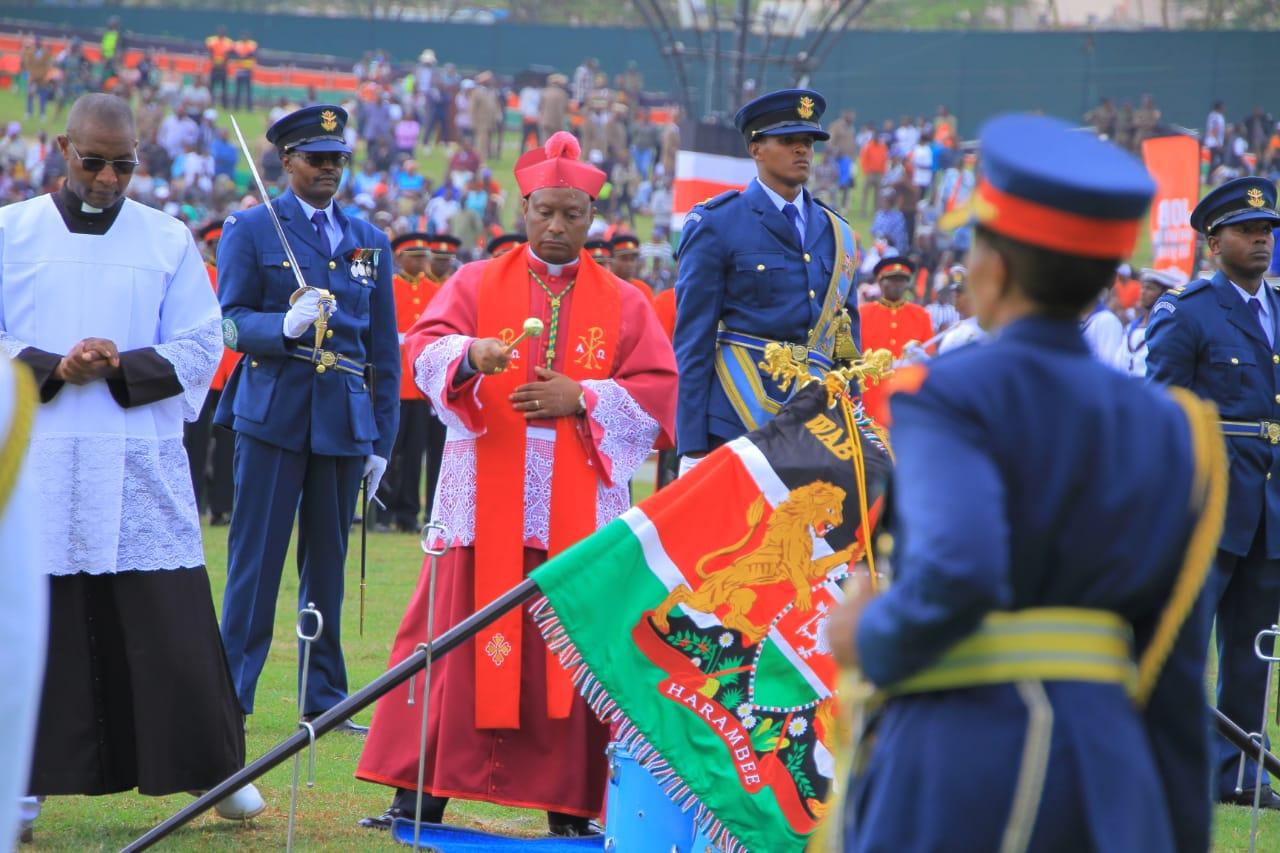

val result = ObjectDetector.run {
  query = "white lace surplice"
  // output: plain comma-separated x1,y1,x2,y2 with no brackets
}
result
416,334,659,548
0,196,221,575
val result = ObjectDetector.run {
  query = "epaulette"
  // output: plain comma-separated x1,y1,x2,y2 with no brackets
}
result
813,196,849,223
696,189,739,210
1173,278,1210,299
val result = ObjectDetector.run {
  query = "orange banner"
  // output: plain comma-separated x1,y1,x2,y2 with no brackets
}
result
1141,134,1201,278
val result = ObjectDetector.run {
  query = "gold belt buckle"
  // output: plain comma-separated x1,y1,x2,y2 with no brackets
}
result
788,343,809,364
319,350,338,368
1267,422,1279,445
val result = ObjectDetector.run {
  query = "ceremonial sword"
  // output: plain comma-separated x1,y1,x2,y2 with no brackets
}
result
228,115,335,345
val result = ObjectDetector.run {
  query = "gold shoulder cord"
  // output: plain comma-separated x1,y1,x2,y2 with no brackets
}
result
1134,387,1228,707
0,360,36,516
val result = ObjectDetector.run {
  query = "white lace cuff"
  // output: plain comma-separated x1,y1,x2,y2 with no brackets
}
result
153,316,222,421
415,334,483,435
581,378,660,489
0,331,29,359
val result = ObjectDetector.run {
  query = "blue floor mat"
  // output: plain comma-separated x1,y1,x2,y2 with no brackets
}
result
390,818,605,851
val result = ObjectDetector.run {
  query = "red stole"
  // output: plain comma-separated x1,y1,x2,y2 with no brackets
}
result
473,245,620,729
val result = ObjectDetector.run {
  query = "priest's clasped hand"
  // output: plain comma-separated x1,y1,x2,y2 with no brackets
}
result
510,367,583,419
283,288,333,339
56,337,121,384
467,337,512,375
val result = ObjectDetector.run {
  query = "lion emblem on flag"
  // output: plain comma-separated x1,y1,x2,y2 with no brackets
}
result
650,481,856,645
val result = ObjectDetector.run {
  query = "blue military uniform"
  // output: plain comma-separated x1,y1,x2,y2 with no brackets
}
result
847,115,1223,853
1146,176,1280,801
215,105,400,717
673,89,860,457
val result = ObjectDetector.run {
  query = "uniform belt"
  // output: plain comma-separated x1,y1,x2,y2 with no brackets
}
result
292,345,367,376
884,607,1137,698
715,329,834,371
1219,419,1280,444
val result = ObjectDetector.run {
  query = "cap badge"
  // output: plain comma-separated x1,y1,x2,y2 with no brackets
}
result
320,110,339,132
1247,187,1266,209
797,96,815,120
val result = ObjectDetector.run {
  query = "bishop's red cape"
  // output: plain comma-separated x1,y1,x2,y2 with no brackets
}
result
355,244,677,817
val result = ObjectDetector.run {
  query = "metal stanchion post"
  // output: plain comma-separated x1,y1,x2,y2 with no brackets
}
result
410,522,448,852
287,603,323,853
1248,616,1280,853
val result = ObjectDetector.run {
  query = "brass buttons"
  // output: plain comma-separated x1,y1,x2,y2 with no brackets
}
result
808,290,816,299
282,260,291,269
329,260,337,270
316,364,327,374
890,322,898,329
1232,357,1240,365
1273,355,1278,364
325,329,334,339
413,298,421,306
250,360,259,368
756,264,766,271
804,253,811,263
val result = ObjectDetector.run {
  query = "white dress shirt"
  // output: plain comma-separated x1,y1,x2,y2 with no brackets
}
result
294,195,343,256
754,177,807,244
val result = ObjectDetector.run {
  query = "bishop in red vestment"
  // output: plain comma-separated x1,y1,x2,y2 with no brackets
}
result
356,132,677,836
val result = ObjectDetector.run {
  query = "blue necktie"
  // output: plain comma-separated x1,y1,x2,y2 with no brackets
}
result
782,202,802,245
1251,298,1273,348
311,210,329,253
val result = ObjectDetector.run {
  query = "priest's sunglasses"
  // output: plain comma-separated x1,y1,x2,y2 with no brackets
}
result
68,142,139,175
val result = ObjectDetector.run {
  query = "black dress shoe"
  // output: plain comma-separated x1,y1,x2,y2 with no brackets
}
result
547,815,603,837
1220,786,1280,809
358,807,408,830
301,714,368,735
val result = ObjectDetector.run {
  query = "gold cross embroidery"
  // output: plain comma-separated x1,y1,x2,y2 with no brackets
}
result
484,632,513,667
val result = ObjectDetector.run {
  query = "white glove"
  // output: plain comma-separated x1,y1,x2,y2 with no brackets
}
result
283,289,330,339
363,454,388,500
678,454,706,478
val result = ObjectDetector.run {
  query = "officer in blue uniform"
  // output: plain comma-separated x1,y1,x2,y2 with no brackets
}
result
829,114,1224,852
1146,175,1280,807
672,89,859,472
215,105,400,731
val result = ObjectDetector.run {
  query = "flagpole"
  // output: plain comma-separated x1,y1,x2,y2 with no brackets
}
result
1214,707,1280,777
121,577,540,853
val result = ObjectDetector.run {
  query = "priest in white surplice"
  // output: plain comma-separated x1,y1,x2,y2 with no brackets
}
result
0,94,261,837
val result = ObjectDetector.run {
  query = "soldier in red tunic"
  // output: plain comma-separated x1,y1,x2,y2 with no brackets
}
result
378,233,455,531
859,256,934,426
184,221,241,524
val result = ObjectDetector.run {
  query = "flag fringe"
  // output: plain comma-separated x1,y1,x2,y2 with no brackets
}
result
532,596,747,853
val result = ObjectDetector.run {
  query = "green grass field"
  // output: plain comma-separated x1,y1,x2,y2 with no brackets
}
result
8,87,1269,850
22,518,1280,852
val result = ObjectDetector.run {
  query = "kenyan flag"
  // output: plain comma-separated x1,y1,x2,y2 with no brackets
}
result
532,382,892,852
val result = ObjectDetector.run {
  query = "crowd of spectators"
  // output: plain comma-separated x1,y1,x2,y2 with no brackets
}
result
8,27,1280,320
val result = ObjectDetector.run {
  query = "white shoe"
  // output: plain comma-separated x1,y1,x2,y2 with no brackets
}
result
213,784,266,820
